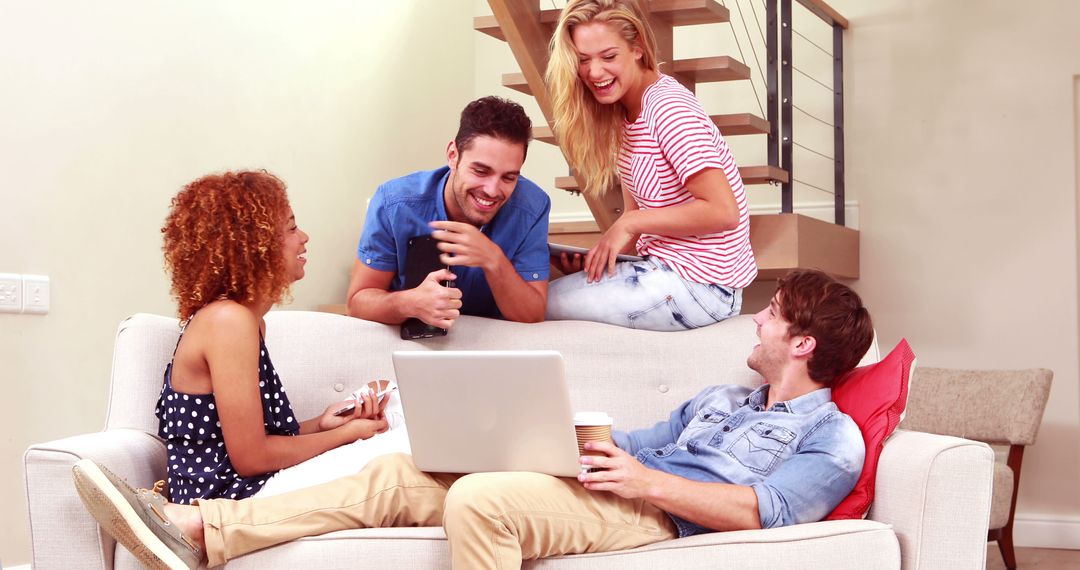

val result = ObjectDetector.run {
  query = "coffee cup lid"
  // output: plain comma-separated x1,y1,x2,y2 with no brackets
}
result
574,411,613,426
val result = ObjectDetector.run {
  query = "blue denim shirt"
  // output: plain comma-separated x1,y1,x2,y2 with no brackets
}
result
612,384,864,536
356,167,551,319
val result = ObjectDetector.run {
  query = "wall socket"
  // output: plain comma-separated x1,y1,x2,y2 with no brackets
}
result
0,273,22,313
23,274,49,314
0,273,49,314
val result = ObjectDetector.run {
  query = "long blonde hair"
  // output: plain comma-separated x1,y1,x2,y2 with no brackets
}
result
545,0,659,197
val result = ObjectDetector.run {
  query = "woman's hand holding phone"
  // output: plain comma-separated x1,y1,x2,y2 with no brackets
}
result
318,380,395,431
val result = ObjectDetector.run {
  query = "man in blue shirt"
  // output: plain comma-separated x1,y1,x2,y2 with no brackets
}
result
345,96,551,326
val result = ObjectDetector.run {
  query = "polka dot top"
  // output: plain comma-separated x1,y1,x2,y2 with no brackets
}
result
154,334,300,504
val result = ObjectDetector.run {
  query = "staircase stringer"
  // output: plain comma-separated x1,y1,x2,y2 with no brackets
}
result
489,0,651,231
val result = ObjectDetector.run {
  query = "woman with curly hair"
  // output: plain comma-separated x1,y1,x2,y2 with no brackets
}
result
155,170,391,504
544,0,757,331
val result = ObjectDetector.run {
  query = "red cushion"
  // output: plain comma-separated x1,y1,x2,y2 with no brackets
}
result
826,339,915,520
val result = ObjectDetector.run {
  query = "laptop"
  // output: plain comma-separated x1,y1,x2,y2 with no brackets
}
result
391,350,582,477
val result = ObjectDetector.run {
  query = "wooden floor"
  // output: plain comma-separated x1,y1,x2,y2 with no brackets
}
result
986,546,1080,569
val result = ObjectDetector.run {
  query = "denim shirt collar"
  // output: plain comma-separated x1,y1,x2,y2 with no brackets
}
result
742,385,833,414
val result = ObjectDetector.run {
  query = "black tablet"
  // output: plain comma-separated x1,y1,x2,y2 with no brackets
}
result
400,235,450,340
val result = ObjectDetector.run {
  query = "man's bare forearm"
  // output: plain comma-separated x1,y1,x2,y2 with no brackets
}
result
347,288,413,324
483,256,547,323
646,472,762,532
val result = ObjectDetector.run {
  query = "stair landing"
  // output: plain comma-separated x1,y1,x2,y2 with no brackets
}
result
550,213,859,280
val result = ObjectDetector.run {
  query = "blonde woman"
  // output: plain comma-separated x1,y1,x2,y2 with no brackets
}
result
545,0,757,331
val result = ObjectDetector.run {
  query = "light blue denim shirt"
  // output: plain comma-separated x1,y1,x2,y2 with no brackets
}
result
612,384,864,536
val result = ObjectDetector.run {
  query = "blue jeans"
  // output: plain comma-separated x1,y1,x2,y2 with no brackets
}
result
545,257,742,331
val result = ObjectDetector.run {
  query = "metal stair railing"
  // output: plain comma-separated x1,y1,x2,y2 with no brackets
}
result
766,0,848,225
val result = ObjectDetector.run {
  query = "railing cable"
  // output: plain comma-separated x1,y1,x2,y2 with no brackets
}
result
792,66,832,92
792,103,833,127
733,0,768,85
792,177,835,195
792,28,831,56
792,140,835,161
719,0,767,118
749,0,769,47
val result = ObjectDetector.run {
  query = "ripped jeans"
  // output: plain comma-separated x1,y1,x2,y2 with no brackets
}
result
545,257,742,331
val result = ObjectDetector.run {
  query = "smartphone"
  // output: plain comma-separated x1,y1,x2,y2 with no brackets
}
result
400,234,451,340
401,318,448,340
332,385,398,417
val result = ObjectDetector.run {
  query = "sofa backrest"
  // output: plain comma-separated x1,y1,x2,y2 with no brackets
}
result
104,311,880,435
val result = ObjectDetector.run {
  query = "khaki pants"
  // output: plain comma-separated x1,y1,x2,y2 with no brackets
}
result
196,453,677,569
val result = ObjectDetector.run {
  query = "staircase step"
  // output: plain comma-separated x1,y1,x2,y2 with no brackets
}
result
532,112,766,145
711,113,770,135
649,0,730,25
475,9,559,41
549,213,860,280
505,55,749,95
476,1,729,41
503,72,532,95
738,165,789,185
750,213,859,279
555,165,787,192
669,56,751,83
533,125,557,145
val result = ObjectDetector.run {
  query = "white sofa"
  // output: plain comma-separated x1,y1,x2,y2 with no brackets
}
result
24,311,994,569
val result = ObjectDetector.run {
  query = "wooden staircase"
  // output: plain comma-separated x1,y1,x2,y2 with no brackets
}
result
480,0,858,280
533,112,769,144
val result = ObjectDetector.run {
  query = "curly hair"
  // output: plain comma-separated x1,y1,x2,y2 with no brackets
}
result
776,269,874,386
162,171,293,321
454,96,533,160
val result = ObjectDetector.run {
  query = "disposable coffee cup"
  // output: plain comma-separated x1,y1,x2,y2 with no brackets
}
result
574,411,614,458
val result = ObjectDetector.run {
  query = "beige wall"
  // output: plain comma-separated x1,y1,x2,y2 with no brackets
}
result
0,0,476,565
5,0,1080,565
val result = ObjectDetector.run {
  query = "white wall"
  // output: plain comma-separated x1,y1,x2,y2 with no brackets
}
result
0,0,476,564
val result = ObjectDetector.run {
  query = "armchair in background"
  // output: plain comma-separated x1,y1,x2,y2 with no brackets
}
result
900,367,1053,570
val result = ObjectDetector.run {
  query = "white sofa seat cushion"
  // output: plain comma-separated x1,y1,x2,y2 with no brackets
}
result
167,520,897,570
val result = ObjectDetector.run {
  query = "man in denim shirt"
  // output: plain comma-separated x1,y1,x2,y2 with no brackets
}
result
74,270,874,570
578,269,872,535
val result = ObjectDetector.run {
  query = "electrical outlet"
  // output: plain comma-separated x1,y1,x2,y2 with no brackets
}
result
0,273,22,313
23,274,49,314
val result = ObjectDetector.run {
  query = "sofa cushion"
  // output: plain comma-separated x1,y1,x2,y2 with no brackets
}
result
989,459,1014,529
198,520,899,570
255,313,768,434
826,340,915,520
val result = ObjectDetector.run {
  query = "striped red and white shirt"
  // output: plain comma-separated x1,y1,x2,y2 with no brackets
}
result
618,74,757,288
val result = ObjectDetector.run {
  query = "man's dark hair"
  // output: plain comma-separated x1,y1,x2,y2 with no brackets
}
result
454,96,532,160
776,269,874,386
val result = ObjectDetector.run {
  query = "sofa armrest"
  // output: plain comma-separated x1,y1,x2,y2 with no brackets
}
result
868,429,994,570
23,429,167,570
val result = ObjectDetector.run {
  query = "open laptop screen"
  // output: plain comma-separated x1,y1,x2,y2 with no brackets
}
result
392,350,581,477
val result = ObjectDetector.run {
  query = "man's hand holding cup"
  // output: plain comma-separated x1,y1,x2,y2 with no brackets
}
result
574,411,614,472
